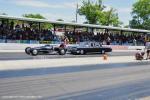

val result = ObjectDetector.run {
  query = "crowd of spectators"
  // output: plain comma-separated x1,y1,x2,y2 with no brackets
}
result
0,22,60,42
65,31,146,45
0,22,147,45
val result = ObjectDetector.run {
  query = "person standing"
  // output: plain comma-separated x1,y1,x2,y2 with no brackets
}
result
64,36,69,45
145,42,150,60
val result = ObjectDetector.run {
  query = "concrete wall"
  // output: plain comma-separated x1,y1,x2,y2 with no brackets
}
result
0,43,54,50
0,43,145,50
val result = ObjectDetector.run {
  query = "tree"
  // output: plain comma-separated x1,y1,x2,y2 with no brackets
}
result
124,25,129,28
23,13,52,29
130,0,150,30
0,13,7,15
71,20,76,23
23,14,45,19
57,19,64,21
99,8,122,27
78,0,105,24
78,0,122,26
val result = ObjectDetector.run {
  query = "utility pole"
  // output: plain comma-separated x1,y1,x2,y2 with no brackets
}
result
98,0,102,9
75,3,78,23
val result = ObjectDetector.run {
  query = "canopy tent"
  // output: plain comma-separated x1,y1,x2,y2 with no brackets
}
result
0,15,150,33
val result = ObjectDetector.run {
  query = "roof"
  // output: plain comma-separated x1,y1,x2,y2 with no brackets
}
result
0,15,150,33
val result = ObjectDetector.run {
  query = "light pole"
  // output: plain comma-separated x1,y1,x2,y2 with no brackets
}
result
75,3,78,23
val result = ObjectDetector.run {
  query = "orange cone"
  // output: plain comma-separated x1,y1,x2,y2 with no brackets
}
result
103,54,108,60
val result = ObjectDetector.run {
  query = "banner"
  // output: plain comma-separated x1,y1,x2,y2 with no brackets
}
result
104,45,128,50
0,39,5,43
39,41,52,44
30,40,39,44
51,41,61,44
7,40,18,43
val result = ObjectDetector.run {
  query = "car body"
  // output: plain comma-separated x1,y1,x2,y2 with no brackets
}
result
69,42,112,55
25,44,67,56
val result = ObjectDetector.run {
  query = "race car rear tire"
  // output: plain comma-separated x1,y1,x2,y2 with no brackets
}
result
58,49,66,55
25,47,31,55
80,50,85,55
31,49,38,56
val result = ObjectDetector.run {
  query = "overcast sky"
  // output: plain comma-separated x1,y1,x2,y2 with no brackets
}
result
0,0,136,25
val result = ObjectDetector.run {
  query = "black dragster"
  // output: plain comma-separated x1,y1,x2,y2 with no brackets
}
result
25,43,67,56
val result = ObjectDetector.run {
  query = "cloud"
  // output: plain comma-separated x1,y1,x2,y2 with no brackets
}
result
117,8,132,25
12,0,51,8
42,13,75,22
104,5,132,14
42,13,85,24
12,0,76,9
103,4,112,11
117,7,132,13
63,2,77,8
103,5,132,25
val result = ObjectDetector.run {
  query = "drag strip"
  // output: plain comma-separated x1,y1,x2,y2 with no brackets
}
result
0,51,136,60
0,62,150,99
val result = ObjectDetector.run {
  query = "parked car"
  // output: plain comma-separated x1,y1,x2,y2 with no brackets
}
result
69,42,112,55
25,43,67,56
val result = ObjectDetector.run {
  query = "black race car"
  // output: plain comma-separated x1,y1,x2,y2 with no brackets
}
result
69,42,112,55
25,44,67,56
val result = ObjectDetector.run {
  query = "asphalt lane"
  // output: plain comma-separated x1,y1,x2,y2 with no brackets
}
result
57,80,150,100
0,62,150,100
0,51,136,60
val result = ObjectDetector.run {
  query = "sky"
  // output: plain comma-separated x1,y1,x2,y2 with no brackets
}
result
0,0,136,26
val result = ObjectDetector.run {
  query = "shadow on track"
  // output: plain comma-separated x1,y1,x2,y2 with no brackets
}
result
47,79,150,100
0,61,149,79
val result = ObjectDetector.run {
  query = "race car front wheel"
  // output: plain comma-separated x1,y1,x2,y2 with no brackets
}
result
80,50,85,55
31,49,38,56
58,49,66,55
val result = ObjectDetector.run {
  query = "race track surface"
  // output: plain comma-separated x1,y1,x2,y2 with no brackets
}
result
0,51,136,60
0,51,150,100
0,61,150,100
